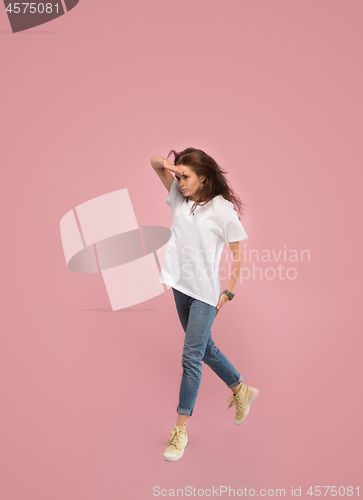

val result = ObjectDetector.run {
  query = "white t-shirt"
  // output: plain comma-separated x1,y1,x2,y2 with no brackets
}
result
159,178,248,307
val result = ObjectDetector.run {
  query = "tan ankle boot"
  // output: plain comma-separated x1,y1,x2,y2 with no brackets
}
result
163,424,188,462
227,383,259,425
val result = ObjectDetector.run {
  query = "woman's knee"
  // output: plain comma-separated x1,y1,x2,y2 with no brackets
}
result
182,345,205,366
181,353,203,379
202,339,219,361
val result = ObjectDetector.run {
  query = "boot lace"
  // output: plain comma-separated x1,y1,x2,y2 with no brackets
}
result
167,426,185,451
227,394,246,412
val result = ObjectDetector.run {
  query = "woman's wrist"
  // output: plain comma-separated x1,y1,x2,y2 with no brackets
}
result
223,289,235,300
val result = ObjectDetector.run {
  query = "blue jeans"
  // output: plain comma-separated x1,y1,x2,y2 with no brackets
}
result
172,287,243,416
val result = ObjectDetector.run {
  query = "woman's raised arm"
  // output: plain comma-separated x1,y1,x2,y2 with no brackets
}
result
150,156,184,193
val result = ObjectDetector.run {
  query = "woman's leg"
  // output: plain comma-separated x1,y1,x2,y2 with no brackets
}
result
176,414,189,426
170,289,191,429
202,332,259,426
171,287,191,332
202,335,243,391
172,288,217,417
172,288,243,393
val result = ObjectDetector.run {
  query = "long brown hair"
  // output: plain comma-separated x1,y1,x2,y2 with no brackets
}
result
166,147,248,218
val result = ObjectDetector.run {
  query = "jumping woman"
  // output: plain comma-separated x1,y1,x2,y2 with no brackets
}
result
150,148,259,462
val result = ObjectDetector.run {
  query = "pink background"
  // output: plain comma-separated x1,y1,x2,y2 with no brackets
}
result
0,1,362,498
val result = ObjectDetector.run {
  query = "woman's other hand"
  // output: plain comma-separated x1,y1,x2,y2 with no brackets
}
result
215,292,229,318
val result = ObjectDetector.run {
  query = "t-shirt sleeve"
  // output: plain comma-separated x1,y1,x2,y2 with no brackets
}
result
165,178,183,211
222,209,248,243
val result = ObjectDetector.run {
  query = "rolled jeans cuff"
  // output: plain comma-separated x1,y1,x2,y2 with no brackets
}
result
228,375,243,389
177,406,193,416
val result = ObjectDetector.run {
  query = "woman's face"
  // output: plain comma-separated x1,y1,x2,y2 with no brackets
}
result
175,165,206,202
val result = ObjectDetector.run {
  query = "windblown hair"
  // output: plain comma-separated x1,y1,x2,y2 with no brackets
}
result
166,147,248,218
